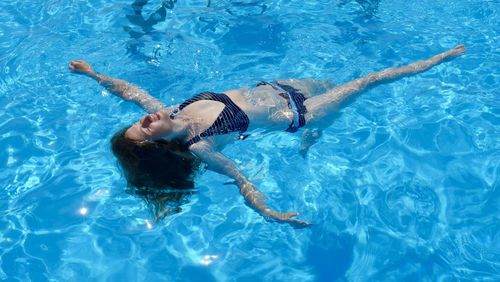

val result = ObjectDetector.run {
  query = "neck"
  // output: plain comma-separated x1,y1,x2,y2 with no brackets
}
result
164,105,179,117
162,117,188,141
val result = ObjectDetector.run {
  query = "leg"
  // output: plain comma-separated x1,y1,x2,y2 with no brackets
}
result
304,45,466,123
299,128,323,158
276,78,336,98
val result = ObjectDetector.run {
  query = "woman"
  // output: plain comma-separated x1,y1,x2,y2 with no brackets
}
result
69,44,466,227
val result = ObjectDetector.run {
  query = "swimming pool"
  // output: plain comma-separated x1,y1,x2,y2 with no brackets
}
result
1,0,499,280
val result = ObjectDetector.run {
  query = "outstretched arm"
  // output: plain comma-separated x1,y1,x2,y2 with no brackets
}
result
68,60,166,113
189,141,313,228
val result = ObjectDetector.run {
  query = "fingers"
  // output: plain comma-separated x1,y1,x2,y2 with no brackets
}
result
275,212,299,220
287,212,313,227
68,60,81,70
455,44,466,55
68,60,93,75
285,211,301,218
68,60,87,69
289,218,313,228
281,212,313,227
452,44,466,53
267,211,313,227
445,45,466,59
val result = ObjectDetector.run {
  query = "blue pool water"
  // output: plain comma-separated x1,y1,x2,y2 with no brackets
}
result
1,0,499,280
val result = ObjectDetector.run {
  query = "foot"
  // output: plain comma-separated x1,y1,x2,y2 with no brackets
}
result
299,129,322,158
68,60,96,76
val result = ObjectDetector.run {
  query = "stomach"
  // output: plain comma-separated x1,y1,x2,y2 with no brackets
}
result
226,86,293,131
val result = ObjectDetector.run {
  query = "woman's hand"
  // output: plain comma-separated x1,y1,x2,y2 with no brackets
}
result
68,60,96,76
240,182,313,228
189,144,314,228
263,209,313,228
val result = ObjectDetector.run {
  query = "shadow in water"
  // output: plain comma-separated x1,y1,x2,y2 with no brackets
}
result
220,14,285,55
126,186,196,222
202,1,282,56
123,0,177,58
339,0,381,18
304,233,354,281
356,0,381,17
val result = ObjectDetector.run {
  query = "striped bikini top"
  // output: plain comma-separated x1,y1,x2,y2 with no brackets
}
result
169,91,250,147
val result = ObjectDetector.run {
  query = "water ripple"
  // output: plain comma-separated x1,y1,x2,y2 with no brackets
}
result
0,0,499,280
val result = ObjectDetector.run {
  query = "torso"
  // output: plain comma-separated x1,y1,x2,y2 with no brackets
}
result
226,85,294,130
171,84,296,148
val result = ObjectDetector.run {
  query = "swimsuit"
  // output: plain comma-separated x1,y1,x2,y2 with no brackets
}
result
169,91,250,147
171,82,307,146
257,80,307,133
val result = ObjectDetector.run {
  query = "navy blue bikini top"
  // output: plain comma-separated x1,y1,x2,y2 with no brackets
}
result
169,91,250,147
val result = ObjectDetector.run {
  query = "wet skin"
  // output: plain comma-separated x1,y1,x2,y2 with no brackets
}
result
124,110,173,141
68,45,466,228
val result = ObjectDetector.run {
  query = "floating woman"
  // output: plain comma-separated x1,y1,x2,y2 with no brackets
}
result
69,44,466,227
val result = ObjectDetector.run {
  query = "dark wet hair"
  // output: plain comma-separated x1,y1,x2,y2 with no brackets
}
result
111,128,202,220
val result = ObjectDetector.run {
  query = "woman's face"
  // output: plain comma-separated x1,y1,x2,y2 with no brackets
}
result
125,110,172,141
